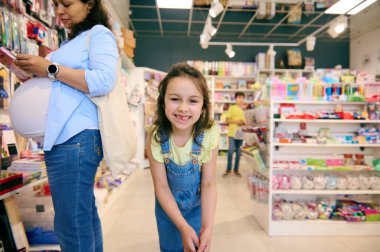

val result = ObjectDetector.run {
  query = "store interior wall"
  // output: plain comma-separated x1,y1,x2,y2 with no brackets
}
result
134,37,349,72
349,3,380,75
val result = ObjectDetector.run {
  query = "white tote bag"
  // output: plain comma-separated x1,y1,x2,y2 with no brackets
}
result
87,28,137,177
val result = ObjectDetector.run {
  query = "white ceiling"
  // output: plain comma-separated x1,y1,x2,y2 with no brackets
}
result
350,1,380,40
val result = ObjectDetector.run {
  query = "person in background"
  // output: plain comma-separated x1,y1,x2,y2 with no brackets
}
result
14,0,118,251
223,92,246,177
147,63,219,252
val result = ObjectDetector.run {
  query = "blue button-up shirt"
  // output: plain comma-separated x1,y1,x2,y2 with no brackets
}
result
43,25,118,151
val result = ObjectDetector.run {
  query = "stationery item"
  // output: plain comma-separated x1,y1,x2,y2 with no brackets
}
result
0,47,32,82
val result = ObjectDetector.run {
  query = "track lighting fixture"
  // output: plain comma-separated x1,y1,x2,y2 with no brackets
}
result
327,15,348,38
209,0,224,18
306,36,316,51
200,28,211,49
225,44,235,58
205,17,217,36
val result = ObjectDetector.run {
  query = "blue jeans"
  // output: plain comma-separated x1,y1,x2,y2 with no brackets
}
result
44,130,103,252
227,137,243,172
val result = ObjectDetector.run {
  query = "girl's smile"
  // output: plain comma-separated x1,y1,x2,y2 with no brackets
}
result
164,77,204,134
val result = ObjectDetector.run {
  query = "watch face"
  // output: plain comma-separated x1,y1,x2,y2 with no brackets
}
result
48,64,58,74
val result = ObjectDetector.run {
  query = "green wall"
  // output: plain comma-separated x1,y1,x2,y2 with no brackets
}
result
134,37,349,72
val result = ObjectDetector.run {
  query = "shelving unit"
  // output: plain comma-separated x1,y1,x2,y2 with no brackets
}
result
126,67,166,168
0,177,48,201
257,69,314,84
254,100,380,236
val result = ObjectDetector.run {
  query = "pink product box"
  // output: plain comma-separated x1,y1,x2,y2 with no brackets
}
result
326,159,345,166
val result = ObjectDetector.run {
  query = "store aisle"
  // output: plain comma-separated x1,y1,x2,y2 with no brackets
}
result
101,158,380,252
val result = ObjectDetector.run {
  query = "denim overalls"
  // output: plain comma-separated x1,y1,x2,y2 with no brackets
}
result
155,132,204,252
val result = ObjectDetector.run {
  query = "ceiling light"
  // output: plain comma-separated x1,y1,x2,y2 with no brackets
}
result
205,17,217,36
225,44,235,58
157,0,192,9
327,26,340,38
200,30,211,45
209,0,224,18
200,42,209,49
327,15,347,38
348,0,377,14
334,15,348,33
325,0,363,14
306,36,316,51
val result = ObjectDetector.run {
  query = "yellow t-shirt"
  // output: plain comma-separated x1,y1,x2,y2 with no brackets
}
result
151,123,220,166
225,105,245,137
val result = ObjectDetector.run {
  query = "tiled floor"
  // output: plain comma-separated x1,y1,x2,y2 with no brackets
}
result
102,158,380,252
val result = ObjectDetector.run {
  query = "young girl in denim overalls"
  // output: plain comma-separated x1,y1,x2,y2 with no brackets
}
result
147,63,219,252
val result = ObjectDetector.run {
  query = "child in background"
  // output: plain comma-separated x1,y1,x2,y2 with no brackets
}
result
147,63,219,252
223,92,246,177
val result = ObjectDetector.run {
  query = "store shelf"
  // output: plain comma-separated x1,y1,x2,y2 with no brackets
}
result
205,75,255,80
273,119,380,124
215,100,252,104
272,100,367,105
267,100,380,236
270,220,380,236
273,143,380,147
272,190,380,195
0,177,48,201
214,89,253,92
273,168,378,172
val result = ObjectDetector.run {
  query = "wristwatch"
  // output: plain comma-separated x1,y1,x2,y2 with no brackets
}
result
47,63,60,80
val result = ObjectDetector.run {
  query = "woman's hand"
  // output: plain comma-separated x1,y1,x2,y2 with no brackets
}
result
180,224,199,252
14,54,51,77
197,227,213,252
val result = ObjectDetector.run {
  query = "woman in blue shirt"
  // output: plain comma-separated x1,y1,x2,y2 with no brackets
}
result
15,0,118,251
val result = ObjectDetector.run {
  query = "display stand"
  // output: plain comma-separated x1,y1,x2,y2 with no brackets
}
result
264,100,380,236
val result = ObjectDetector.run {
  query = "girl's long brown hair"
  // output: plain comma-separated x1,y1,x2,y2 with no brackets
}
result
152,63,213,146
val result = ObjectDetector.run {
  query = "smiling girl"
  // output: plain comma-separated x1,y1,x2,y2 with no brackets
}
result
147,63,219,252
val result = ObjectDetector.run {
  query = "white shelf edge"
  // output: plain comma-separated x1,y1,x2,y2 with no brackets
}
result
270,220,380,236
273,169,378,172
0,177,48,201
214,89,254,92
214,100,252,104
204,75,256,79
273,119,380,123
273,143,380,147
272,190,380,195
271,100,367,105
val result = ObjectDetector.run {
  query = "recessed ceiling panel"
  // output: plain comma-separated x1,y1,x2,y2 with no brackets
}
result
160,9,190,20
163,22,189,31
133,21,161,31
130,7,158,19
223,11,254,23
246,25,274,34
218,24,246,33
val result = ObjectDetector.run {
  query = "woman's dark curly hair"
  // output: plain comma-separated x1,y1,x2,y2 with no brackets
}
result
55,0,112,39
153,63,213,146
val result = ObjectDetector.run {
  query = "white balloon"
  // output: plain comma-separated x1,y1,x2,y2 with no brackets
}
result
9,77,51,139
